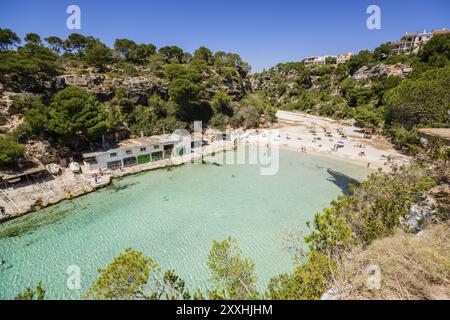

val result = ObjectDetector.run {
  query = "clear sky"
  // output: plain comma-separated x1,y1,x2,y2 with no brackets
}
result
1,0,449,72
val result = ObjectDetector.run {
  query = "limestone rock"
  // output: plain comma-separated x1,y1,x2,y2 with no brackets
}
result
404,194,438,232
353,63,412,82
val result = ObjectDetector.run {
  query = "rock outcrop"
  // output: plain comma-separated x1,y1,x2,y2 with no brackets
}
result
403,194,438,232
352,63,412,82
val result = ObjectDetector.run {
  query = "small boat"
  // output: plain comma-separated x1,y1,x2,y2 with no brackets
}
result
46,163,61,175
69,162,81,173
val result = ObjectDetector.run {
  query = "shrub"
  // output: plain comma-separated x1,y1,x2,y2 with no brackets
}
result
0,136,25,167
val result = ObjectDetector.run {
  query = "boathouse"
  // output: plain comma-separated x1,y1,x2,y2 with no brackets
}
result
82,134,192,172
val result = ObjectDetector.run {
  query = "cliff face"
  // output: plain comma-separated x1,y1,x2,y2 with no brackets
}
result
250,62,412,106
0,64,251,134
55,73,169,104
351,63,412,82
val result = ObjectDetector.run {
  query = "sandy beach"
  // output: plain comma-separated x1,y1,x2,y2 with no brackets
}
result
243,110,410,171
0,111,409,222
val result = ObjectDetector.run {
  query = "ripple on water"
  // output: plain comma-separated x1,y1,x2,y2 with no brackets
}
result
0,148,369,299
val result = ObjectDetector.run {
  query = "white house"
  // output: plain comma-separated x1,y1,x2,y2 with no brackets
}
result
82,134,183,172
391,29,449,55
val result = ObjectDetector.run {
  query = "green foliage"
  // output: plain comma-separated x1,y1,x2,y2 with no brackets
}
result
428,136,449,161
86,248,192,300
164,63,202,82
207,237,258,300
14,282,46,300
155,269,191,300
128,94,186,136
354,106,384,128
305,206,357,257
159,46,184,63
9,94,36,115
373,75,402,98
85,248,158,300
24,33,41,45
114,39,156,64
0,113,7,126
0,136,25,167
325,56,337,65
44,36,64,55
0,28,21,51
0,47,59,87
345,87,374,107
419,34,450,67
385,65,450,129
208,92,234,129
347,50,373,74
193,46,213,64
23,87,109,148
231,94,274,129
85,42,114,70
265,166,437,301
267,251,332,300
211,91,233,116
168,78,212,122
23,100,49,136
307,167,435,251
373,42,392,61
47,87,109,146
65,33,88,57
389,126,420,154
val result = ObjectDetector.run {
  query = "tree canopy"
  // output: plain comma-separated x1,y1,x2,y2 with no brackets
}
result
0,28,21,51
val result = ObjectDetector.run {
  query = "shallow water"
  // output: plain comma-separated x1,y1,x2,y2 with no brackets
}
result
0,148,369,299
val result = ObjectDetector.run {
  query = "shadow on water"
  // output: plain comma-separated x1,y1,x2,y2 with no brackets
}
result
0,204,80,240
326,169,361,195
110,181,140,193
202,160,222,166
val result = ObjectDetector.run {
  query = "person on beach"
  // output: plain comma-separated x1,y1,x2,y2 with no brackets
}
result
367,162,371,168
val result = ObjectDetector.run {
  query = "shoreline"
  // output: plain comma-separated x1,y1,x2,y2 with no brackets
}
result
279,143,379,172
0,144,234,224
0,112,410,223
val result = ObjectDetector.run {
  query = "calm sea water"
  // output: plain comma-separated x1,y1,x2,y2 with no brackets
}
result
0,148,369,299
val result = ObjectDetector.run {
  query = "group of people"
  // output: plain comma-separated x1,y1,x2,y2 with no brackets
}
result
93,168,104,184
300,146,307,153
331,144,341,152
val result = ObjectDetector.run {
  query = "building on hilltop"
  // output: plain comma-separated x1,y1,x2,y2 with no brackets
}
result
304,53,353,66
391,28,449,55
304,55,335,66
336,52,354,64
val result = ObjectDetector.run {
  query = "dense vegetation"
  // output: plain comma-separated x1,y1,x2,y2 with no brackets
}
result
4,28,450,300
1,28,449,166
0,28,274,166
252,34,450,155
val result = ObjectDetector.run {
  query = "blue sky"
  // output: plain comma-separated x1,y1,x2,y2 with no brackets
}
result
0,0,449,72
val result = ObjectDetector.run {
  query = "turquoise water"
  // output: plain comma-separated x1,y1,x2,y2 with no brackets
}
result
0,148,369,299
